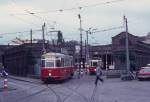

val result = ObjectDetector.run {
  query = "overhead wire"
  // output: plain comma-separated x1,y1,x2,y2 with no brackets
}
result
9,0,127,31
8,0,127,36
89,25,124,45
8,0,41,27
24,0,70,34
0,29,41,35
6,29,42,44
5,0,127,45
30,0,128,14
10,0,128,15
10,14,39,27
24,9,56,28
92,26,123,33
41,0,69,42
24,10,44,20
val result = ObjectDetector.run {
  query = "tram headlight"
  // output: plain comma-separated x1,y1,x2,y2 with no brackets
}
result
49,73,52,76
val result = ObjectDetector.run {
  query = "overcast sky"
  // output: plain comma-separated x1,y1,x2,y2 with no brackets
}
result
0,0,150,45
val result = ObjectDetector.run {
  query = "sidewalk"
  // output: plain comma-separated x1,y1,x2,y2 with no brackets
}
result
8,75,42,84
0,77,17,92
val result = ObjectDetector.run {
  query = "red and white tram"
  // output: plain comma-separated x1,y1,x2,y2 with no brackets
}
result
88,59,102,75
41,52,75,82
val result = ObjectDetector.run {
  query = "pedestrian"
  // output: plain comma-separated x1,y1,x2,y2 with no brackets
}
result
95,61,103,85
80,68,84,77
2,66,8,78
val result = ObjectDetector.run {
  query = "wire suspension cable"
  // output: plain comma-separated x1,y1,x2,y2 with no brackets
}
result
12,0,127,14
10,14,39,27
0,29,41,35
92,26,123,33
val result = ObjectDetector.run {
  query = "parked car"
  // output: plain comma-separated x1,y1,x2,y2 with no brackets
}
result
137,67,150,81
141,64,150,69
146,63,150,67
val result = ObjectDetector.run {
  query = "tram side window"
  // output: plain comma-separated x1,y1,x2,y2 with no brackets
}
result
56,60,61,67
45,61,54,68
64,58,70,67
90,62,92,66
61,58,64,67
71,61,73,66
41,60,45,67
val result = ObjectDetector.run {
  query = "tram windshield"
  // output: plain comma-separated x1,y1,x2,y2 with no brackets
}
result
46,61,54,67
41,60,54,68
91,62,98,67
93,62,98,67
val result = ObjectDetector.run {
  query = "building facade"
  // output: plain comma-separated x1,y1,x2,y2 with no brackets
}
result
112,32,150,71
3,41,76,76
89,32,150,71
3,43,62,76
1,32,150,76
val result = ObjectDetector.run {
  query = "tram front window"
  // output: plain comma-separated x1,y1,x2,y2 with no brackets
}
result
93,62,97,67
45,61,54,68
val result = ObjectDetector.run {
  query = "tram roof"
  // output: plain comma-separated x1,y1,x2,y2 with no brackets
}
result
90,59,102,62
42,52,72,58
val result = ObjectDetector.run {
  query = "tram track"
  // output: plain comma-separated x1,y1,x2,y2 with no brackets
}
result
48,78,91,102
14,87,48,102
8,75,97,102
62,84,89,102
47,85,63,102
9,78,62,102
90,86,97,102
9,79,47,102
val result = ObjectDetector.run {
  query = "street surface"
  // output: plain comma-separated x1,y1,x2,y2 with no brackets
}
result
0,75,150,102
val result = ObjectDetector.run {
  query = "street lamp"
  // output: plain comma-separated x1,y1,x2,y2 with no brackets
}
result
78,14,83,78
42,22,46,54
85,28,91,70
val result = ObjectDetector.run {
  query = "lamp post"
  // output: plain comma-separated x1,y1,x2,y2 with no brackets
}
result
85,28,92,68
78,14,83,78
42,22,46,54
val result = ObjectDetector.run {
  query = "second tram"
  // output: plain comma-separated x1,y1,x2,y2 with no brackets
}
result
88,59,102,75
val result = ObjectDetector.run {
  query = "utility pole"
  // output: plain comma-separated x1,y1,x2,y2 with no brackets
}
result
121,16,132,80
106,51,108,70
78,14,82,78
42,22,46,54
85,28,96,68
124,16,130,74
30,29,32,45
85,40,87,69
85,29,91,70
